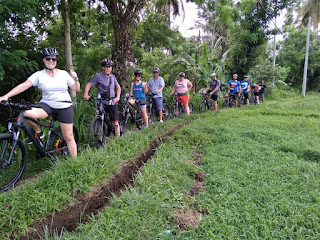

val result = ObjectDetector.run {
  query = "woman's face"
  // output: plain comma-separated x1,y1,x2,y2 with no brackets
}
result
43,55,57,69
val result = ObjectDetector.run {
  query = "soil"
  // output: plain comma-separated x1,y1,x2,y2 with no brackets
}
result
17,121,191,240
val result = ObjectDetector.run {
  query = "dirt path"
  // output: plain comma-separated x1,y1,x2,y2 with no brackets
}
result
18,121,192,240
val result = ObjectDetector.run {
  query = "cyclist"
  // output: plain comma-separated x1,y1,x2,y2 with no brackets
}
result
228,73,241,108
259,80,266,104
146,67,165,122
240,75,250,105
169,72,193,115
0,47,80,156
251,83,261,104
129,69,148,127
203,72,221,112
84,58,121,138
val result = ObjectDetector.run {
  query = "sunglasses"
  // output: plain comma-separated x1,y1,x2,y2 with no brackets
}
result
153,71,158,73
45,57,57,62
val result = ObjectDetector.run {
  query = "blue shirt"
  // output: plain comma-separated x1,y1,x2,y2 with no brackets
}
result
228,80,240,93
147,76,165,98
241,80,250,93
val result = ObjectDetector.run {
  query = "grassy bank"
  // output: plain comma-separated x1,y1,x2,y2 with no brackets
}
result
1,94,320,239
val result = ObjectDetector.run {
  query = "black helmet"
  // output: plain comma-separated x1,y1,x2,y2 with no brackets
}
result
179,72,185,77
40,47,59,58
101,58,113,67
153,67,159,72
134,69,142,76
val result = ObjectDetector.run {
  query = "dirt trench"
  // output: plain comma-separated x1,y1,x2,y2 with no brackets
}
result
18,121,191,240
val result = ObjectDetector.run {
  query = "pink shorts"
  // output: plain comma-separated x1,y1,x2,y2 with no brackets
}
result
178,95,189,105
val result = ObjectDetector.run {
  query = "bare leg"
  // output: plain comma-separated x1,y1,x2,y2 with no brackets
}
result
23,108,48,133
184,103,190,115
214,100,218,112
141,107,148,127
158,110,163,121
112,120,120,136
59,122,77,157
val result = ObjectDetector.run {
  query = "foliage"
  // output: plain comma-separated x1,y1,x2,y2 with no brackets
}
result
248,58,290,93
277,26,320,91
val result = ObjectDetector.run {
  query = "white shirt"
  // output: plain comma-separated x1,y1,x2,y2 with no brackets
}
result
28,69,75,109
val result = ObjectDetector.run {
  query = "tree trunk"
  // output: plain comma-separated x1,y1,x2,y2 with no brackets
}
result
302,16,311,97
103,1,146,87
61,0,76,97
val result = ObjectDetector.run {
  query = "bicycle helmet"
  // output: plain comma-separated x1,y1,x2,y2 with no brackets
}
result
101,58,113,67
40,47,59,58
233,73,238,77
179,72,185,77
244,75,248,78
134,69,142,76
153,67,159,72
210,72,216,77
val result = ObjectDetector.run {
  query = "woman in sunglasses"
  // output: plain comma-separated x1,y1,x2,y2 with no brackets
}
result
0,47,80,156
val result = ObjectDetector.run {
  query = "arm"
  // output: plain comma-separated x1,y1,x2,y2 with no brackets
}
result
169,86,176,96
143,82,148,94
69,71,80,92
83,82,93,101
0,80,33,102
187,80,193,91
113,84,121,103
211,85,220,95
129,82,134,96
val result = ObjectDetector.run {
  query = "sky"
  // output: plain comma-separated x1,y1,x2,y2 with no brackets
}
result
172,0,286,38
171,0,204,37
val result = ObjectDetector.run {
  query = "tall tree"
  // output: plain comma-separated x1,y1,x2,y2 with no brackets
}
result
102,0,146,85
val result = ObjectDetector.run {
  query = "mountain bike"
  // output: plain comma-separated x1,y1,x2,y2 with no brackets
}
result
87,95,124,148
170,92,194,118
222,91,237,108
121,93,146,133
0,100,79,192
147,93,170,124
198,92,214,113
239,92,245,108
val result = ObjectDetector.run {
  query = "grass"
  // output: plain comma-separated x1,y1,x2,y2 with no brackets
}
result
1,92,320,239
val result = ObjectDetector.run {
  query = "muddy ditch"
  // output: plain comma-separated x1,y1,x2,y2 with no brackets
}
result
17,121,192,240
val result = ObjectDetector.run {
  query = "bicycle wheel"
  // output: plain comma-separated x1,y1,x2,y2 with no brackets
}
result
199,101,206,113
135,108,145,130
87,116,107,148
0,134,28,192
188,102,194,114
50,125,80,153
222,99,229,109
170,103,180,118
208,99,214,111
239,96,245,108
162,103,170,121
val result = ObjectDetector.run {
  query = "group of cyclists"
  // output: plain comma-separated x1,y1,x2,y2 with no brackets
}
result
225,73,266,108
0,47,266,158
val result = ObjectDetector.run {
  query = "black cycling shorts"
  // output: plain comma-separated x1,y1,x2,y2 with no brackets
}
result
103,104,119,121
230,93,238,100
211,95,218,101
36,102,74,124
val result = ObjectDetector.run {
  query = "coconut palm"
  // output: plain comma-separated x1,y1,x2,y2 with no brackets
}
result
300,0,320,29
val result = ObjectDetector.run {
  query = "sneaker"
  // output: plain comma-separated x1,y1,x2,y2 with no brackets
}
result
25,131,44,145
160,120,164,123
97,140,104,147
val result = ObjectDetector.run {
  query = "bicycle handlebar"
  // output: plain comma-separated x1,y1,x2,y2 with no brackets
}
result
0,100,33,111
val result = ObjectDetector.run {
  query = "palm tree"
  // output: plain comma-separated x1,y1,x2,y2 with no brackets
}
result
155,0,184,27
298,0,319,96
300,0,320,29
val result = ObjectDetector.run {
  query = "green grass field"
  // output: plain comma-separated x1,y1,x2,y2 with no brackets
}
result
1,94,320,239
